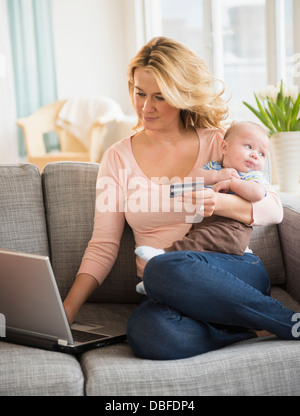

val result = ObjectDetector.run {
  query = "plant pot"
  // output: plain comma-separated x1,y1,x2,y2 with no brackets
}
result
271,131,300,193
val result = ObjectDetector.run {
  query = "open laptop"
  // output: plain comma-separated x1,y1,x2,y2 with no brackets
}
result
0,249,127,354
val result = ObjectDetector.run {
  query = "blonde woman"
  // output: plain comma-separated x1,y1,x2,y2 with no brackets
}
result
64,37,293,360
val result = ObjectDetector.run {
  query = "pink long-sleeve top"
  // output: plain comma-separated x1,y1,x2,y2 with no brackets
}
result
78,128,283,285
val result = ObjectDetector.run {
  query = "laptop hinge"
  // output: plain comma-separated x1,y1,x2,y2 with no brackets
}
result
58,339,68,346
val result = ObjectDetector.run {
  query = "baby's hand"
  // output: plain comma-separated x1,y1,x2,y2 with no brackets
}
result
216,168,239,181
213,179,231,194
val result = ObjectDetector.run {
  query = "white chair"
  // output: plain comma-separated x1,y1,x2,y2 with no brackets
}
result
90,115,137,160
17,97,136,171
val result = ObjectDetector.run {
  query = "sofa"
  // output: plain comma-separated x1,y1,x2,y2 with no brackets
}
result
0,161,300,396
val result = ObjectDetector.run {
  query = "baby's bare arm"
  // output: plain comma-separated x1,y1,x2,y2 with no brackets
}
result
213,178,266,203
199,168,240,185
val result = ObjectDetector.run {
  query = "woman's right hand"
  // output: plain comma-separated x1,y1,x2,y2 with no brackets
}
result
201,188,217,217
185,187,252,224
181,188,217,218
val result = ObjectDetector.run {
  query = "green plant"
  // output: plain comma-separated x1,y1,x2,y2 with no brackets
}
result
243,80,300,134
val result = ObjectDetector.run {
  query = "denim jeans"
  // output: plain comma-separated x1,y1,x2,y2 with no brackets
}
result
127,251,297,360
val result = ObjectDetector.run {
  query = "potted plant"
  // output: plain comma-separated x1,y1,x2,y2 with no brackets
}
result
243,80,300,193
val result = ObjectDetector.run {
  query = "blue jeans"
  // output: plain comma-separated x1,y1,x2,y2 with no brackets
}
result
127,251,297,360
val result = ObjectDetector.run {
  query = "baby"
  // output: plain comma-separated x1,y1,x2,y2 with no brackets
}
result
135,121,270,294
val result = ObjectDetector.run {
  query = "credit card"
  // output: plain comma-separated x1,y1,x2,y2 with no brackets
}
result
170,181,204,198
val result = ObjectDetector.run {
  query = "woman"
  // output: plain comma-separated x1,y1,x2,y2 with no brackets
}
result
63,37,292,360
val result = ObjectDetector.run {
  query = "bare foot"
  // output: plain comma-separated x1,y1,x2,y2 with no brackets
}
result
254,330,273,338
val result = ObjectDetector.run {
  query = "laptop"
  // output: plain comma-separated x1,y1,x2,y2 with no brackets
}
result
0,249,127,354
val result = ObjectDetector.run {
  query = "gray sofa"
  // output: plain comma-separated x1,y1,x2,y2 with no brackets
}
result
0,161,300,396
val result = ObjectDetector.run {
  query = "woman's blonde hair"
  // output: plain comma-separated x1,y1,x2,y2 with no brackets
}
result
128,36,229,131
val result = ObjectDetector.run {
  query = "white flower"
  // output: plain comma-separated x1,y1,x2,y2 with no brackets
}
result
257,82,299,103
244,79,300,132
257,85,279,102
287,85,299,102
256,89,266,101
280,83,299,102
267,85,280,101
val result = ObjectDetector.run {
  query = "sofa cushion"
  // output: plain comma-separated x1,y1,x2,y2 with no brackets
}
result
74,301,137,332
42,162,140,303
80,337,300,396
271,286,300,312
0,164,49,256
249,225,286,285
277,195,300,303
0,341,84,396
80,287,300,396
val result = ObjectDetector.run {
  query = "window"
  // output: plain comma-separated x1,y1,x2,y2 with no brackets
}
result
221,0,267,120
285,0,294,85
142,0,298,122
159,0,205,58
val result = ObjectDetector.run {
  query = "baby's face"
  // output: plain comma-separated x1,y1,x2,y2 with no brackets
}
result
222,126,270,173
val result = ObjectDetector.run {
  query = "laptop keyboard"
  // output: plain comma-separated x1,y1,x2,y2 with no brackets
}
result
71,329,107,342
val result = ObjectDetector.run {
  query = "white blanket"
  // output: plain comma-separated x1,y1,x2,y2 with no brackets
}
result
56,96,124,149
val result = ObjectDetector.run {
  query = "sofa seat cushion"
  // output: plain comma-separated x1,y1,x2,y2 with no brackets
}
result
74,302,138,332
79,292,300,396
0,342,84,396
80,337,300,396
271,286,300,312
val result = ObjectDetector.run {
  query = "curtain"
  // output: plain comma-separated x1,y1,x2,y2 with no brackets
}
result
7,0,58,155
0,0,18,163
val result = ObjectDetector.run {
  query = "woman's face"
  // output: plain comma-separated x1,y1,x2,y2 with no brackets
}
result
133,67,181,132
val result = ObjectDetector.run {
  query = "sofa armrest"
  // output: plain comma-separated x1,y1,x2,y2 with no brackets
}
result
278,193,300,303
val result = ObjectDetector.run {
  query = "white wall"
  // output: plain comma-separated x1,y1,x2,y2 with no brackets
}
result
52,0,139,114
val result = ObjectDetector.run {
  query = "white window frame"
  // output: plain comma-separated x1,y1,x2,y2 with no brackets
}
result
266,0,286,84
293,0,300,89
140,0,300,87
